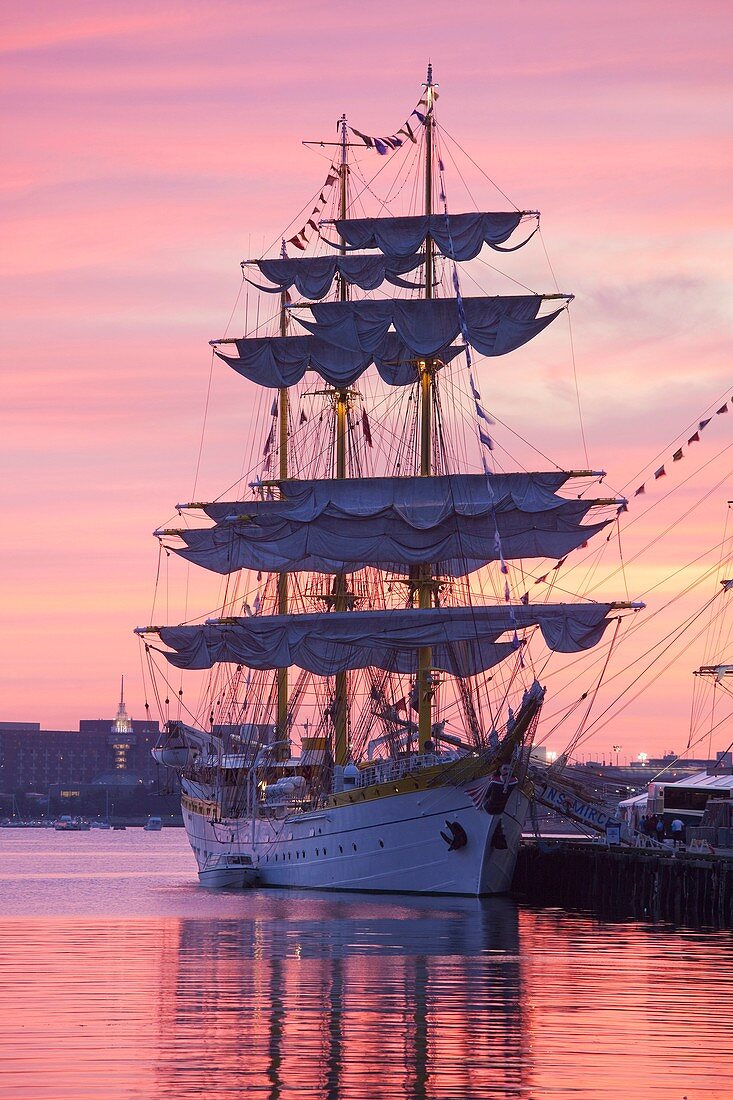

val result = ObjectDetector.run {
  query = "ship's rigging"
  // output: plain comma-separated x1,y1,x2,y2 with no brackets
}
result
135,69,649,892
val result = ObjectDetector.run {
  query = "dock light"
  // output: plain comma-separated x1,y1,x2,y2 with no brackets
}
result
637,752,648,765
547,750,558,763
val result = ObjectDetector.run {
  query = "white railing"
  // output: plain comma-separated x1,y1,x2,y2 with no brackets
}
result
357,752,457,789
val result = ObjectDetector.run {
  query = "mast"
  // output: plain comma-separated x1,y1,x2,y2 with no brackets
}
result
276,240,289,756
333,113,350,767
417,65,435,753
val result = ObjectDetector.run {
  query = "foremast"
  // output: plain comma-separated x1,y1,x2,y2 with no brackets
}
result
333,112,350,768
417,64,436,752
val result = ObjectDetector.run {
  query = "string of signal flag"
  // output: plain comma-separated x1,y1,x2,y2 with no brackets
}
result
284,91,437,251
632,400,730,497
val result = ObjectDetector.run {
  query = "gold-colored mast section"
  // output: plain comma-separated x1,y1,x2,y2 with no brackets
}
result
416,65,436,753
333,113,350,768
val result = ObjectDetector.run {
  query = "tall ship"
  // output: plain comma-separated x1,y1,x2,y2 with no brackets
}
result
138,70,640,892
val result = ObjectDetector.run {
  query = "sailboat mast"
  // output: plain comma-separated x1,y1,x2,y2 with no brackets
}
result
417,65,435,752
276,262,289,753
333,113,350,768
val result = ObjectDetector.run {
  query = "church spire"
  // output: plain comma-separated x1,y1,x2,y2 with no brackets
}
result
113,675,132,734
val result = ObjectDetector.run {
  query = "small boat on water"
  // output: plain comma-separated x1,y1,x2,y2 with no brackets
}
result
53,815,90,832
143,816,163,831
198,853,258,889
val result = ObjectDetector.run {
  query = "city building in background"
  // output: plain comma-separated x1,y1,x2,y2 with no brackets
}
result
0,683,179,821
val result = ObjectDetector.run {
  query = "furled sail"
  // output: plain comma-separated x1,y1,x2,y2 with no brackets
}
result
145,603,620,675
164,474,619,577
327,212,538,259
293,295,569,359
249,254,424,299
215,333,465,389
197,473,578,522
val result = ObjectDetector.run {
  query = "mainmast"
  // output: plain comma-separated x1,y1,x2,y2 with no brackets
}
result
416,64,436,752
276,240,289,756
333,113,350,768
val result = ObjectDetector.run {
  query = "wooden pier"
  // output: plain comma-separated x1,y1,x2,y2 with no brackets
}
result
513,840,733,928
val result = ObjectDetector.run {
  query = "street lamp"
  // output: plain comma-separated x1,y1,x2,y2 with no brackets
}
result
637,752,648,766
613,744,622,767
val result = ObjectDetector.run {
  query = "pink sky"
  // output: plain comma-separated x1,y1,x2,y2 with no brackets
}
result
2,1,732,760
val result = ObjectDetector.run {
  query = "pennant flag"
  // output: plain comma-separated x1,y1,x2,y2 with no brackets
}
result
504,579,511,602
553,558,566,570
672,448,683,462
361,407,372,448
270,399,278,417
535,574,548,584
654,466,666,479
717,403,728,415
394,697,407,714
348,92,438,155
299,409,307,424
688,431,700,444
263,424,274,457
520,592,529,605
700,418,712,430
634,484,646,496
478,426,494,450
287,162,339,250
722,579,733,592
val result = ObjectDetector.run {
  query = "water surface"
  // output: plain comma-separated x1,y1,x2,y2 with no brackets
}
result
1,829,730,1099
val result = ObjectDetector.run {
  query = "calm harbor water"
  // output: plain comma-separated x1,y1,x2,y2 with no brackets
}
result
1,829,731,1100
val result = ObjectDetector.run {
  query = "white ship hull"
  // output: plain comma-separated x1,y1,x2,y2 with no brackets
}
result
181,781,527,896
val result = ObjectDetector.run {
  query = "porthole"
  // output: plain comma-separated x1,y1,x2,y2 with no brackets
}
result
339,845,343,854
379,840,384,848
352,843,357,852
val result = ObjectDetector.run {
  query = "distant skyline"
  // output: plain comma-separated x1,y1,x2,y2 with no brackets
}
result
2,1,732,757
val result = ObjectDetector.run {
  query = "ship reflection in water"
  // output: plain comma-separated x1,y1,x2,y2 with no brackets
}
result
160,896,524,1100
1,835,732,1098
